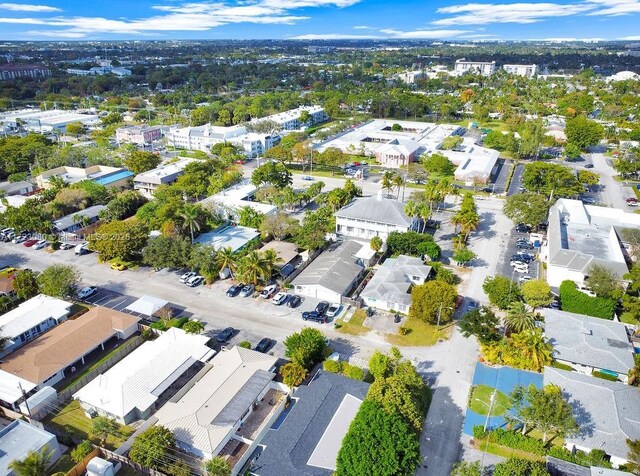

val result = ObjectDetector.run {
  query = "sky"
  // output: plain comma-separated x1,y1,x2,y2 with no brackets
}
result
0,0,639,42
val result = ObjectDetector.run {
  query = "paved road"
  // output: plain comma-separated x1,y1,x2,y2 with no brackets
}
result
506,163,524,196
491,159,513,195
589,153,631,210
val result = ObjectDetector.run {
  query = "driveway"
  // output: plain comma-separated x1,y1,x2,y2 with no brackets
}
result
506,164,524,196
589,153,631,210
491,159,513,195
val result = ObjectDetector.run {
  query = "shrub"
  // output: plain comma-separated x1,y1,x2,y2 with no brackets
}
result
71,440,93,463
473,426,546,455
398,326,410,335
559,281,616,319
551,361,574,371
592,370,619,382
238,340,251,349
547,447,613,469
342,363,365,381
323,359,342,373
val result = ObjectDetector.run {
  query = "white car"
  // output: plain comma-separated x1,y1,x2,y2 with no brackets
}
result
513,265,529,274
33,239,48,250
325,303,342,318
271,291,288,305
261,284,278,299
518,275,532,283
77,286,98,299
186,275,203,287
179,271,197,283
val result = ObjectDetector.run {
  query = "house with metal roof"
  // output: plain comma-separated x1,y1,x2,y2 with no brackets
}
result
52,204,107,234
291,240,366,303
195,224,261,253
155,346,282,471
0,420,61,476
250,371,370,476
543,309,635,382
0,180,33,196
74,328,214,424
544,367,640,468
543,199,640,287
360,255,431,313
335,195,419,242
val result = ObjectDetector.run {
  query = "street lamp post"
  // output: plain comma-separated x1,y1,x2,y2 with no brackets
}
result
436,303,455,327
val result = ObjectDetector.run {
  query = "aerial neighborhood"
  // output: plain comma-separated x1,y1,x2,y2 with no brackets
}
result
1,34,640,476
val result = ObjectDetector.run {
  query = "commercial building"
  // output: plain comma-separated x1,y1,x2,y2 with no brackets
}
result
503,64,538,77
453,59,496,76
35,165,133,190
437,138,500,184
0,420,61,476
195,224,261,253
251,105,327,131
250,371,370,476
0,294,73,357
360,255,431,313
133,157,196,197
74,328,214,424
0,306,140,387
544,309,635,382
199,180,277,220
52,204,107,235
292,240,366,303
155,346,282,471
335,194,419,241
0,64,51,81
397,70,425,84
66,66,131,77
544,367,640,468
0,108,100,134
116,125,163,146
542,199,640,287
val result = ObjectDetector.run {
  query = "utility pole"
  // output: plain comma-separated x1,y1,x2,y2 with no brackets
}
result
18,382,32,418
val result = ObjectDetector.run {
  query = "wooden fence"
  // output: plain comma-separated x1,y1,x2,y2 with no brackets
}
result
65,447,100,476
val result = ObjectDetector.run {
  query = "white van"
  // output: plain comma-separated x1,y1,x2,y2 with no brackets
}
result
74,242,89,255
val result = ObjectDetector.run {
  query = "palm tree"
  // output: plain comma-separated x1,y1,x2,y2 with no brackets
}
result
8,446,54,476
179,204,202,243
262,249,281,278
47,176,68,192
512,329,552,373
204,456,231,476
237,250,270,285
418,203,431,233
90,416,120,446
458,211,479,242
504,301,536,334
215,247,237,278
392,174,404,199
381,171,394,197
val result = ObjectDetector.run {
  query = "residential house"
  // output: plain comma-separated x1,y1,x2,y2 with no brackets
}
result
0,275,16,299
0,294,73,357
250,371,370,476
0,306,139,387
335,194,419,242
544,309,635,382
52,204,106,235
133,157,195,198
258,241,300,277
74,328,214,424
199,180,277,220
35,165,133,190
291,241,366,303
0,181,33,196
196,224,261,253
0,420,61,476
360,255,432,313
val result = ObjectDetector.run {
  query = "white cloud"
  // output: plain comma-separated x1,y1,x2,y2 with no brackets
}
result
0,2,60,12
434,2,590,25
353,25,371,29
380,28,469,38
619,35,640,39
585,0,640,15
291,32,379,39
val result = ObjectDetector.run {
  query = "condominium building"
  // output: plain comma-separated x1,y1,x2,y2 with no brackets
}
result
133,157,196,197
0,64,51,81
0,108,100,134
454,59,496,76
503,64,538,78
116,125,163,146
252,105,327,131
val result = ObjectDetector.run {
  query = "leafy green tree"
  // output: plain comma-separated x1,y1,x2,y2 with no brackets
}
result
521,279,554,310
483,275,521,310
143,236,192,270
122,150,161,175
280,362,307,387
627,438,640,475
450,461,481,476
453,247,476,267
88,220,148,261
458,306,501,345
101,191,147,222
251,162,292,189
238,206,264,229
386,231,441,259
89,416,120,446
8,446,54,476
336,400,421,476
370,236,383,253
12,269,40,300
586,264,623,299
565,116,604,150
505,301,536,334
368,350,398,380
564,142,582,160
409,280,457,324
37,265,79,298
493,458,550,476
70,440,93,463
441,136,463,150
577,169,599,186
65,122,85,136
422,153,455,175
482,329,552,372
182,320,204,334
129,426,175,471
503,192,550,227
284,327,327,371
522,162,584,199
204,456,231,476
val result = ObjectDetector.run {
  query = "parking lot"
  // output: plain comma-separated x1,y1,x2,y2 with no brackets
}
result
494,227,541,284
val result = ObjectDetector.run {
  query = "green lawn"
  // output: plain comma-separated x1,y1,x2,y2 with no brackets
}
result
43,400,133,449
387,317,452,346
475,439,545,462
468,385,512,416
49,454,76,474
335,309,370,336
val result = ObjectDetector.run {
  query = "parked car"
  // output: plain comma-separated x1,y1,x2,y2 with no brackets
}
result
584,163,594,169
216,327,235,343
626,197,638,204
255,338,272,353
301,175,314,181
260,284,278,299
240,284,255,297
302,311,327,323
325,303,342,318
180,271,197,283
516,252,535,261
33,239,48,250
226,283,243,297
23,239,38,247
12,235,27,244
315,301,330,315
186,275,203,287
75,242,89,255
515,223,531,233
272,292,289,306
60,242,75,250
550,300,560,309
467,299,478,311
516,242,533,250
580,196,596,204
77,286,98,299
286,295,302,308
510,260,528,267
518,276,532,283
513,264,529,274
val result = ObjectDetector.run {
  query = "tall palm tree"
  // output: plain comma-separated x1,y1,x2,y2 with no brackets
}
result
404,200,419,221
238,251,270,285
9,446,54,476
418,203,431,233
179,204,202,243
512,329,552,373
392,174,404,200
262,249,281,278
381,171,394,197
459,211,479,241
215,247,237,278
504,301,536,334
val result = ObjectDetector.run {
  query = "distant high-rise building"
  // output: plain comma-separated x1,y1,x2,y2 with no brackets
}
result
503,64,538,78
454,59,496,76
0,64,51,81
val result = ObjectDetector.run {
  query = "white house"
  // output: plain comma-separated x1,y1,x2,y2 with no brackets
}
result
0,420,61,476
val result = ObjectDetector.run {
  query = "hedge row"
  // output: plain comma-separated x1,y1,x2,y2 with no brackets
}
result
558,281,616,319
473,426,546,455
592,370,620,382
547,447,612,469
323,359,366,381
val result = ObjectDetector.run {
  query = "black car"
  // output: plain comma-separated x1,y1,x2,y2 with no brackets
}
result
255,338,272,353
286,295,302,308
515,223,531,233
584,163,594,169
216,327,235,343
302,311,327,323
315,301,330,315
516,242,533,250
511,254,532,263
226,284,243,297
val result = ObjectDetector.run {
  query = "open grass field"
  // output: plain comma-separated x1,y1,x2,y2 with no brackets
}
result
468,384,512,416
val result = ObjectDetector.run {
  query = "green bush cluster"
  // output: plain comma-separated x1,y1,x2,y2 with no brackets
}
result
550,361,575,371
559,281,616,319
547,447,612,469
149,316,189,331
592,370,619,382
472,426,546,455
322,359,366,381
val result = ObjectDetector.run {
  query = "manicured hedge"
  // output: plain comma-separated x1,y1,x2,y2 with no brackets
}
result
322,359,366,381
558,281,616,319
551,361,574,371
592,370,619,382
547,447,612,469
473,426,546,455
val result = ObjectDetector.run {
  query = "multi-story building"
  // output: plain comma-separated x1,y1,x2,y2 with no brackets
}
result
0,64,51,81
253,105,327,131
454,59,496,76
116,125,163,146
133,157,196,197
397,70,425,84
503,64,538,78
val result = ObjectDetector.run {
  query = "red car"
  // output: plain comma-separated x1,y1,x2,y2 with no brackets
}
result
23,239,38,247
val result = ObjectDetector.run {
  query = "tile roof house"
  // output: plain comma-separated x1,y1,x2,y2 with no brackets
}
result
543,309,635,381
250,371,370,476
0,306,139,387
335,195,419,242
74,328,214,424
544,367,640,468
291,241,366,303
155,346,281,470
360,255,431,313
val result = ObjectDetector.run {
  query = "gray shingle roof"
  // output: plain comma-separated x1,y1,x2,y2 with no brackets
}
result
360,255,431,307
251,371,370,476
544,309,635,374
335,196,413,227
291,241,364,295
544,367,640,461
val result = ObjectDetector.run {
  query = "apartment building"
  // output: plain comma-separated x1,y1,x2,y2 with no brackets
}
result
503,64,538,78
116,125,163,146
454,59,497,76
133,157,196,197
0,64,51,81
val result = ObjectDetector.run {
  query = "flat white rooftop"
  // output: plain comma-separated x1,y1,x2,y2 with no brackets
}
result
0,294,72,341
199,180,277,216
